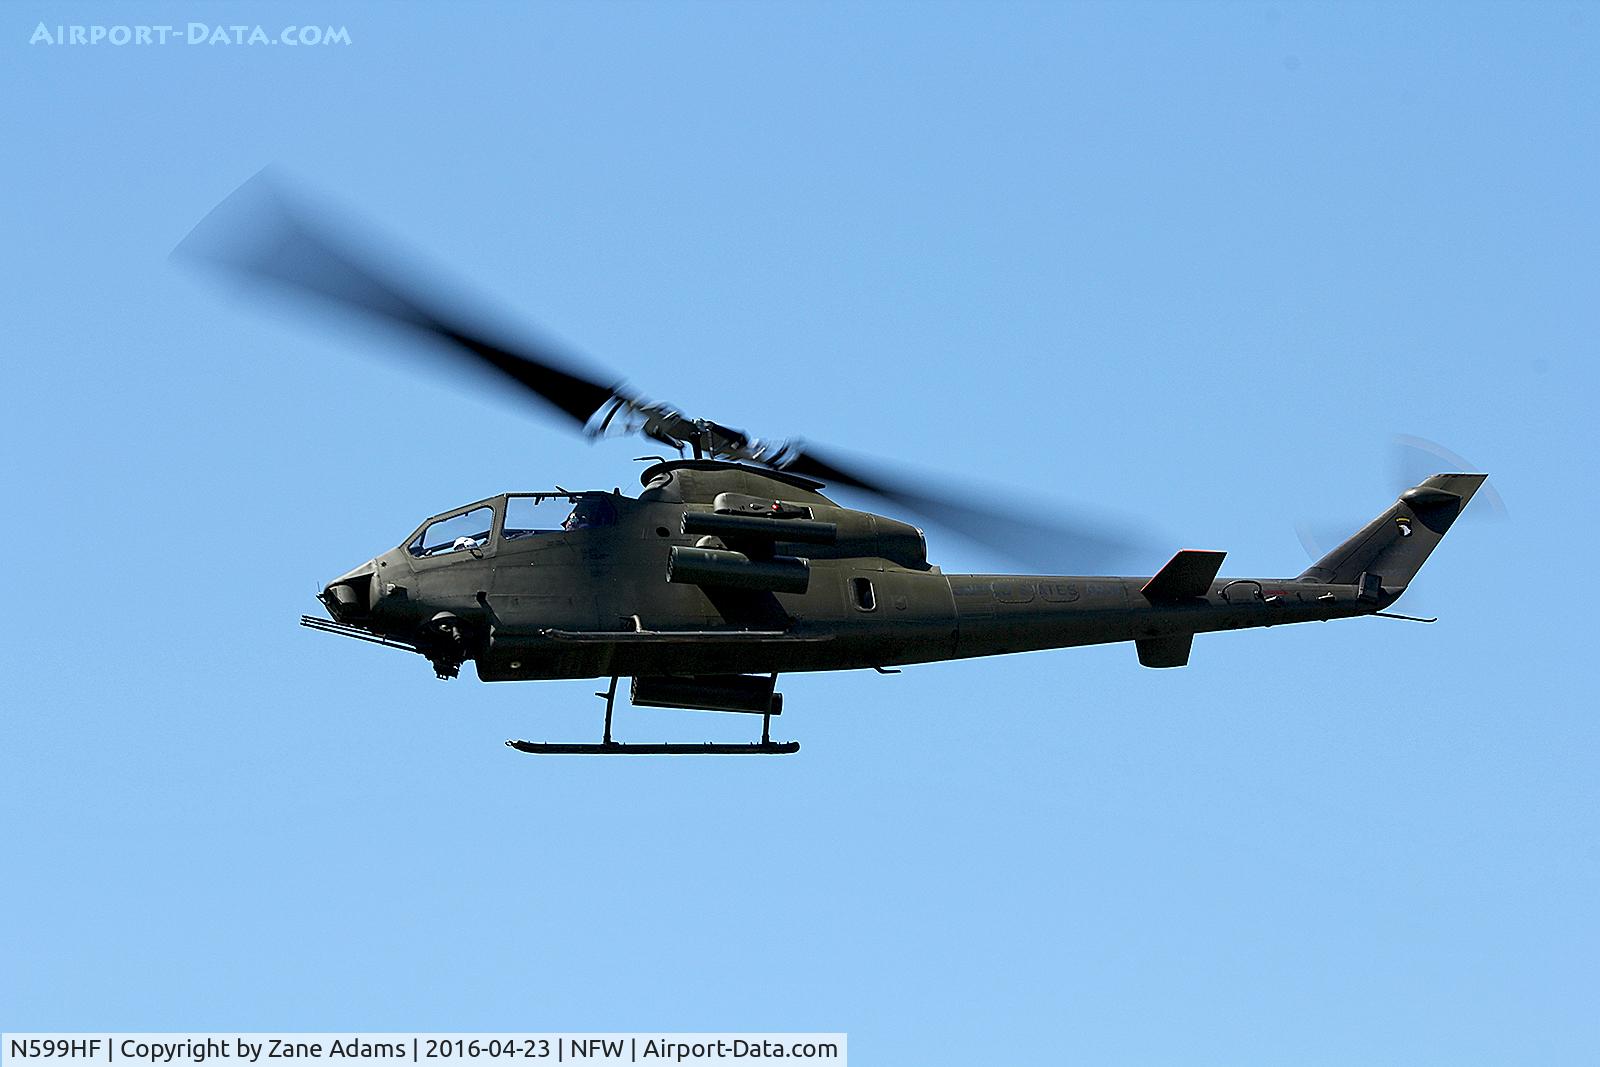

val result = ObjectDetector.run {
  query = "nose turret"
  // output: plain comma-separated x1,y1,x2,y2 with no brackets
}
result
320,562,377,621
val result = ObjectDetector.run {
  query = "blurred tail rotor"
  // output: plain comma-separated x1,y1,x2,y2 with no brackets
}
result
1294,435,1504,613
1388,435,1508,520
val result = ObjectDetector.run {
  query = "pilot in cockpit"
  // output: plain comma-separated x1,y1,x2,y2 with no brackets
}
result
561,496,618,531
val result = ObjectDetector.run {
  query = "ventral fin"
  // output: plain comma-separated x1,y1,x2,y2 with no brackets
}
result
1136,634,1194,669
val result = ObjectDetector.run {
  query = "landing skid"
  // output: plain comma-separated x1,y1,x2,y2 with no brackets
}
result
506,740,799,755
505,674,799,756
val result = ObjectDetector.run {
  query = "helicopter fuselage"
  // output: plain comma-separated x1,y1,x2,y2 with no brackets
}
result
316,460,1411,684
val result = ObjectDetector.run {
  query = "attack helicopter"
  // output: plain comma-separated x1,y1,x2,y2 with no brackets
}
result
180,173,1488,755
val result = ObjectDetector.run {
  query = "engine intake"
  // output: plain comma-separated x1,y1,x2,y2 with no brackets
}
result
682,510,838,546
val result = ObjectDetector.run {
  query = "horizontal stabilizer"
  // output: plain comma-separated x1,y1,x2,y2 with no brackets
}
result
1136,634,1194,668
1141,550,1226,600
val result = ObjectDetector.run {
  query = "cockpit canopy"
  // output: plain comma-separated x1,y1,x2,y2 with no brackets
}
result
506,493,617,538
406,492,619,559
409,504,496,558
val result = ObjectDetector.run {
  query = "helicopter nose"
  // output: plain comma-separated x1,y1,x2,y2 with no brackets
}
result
320,567,376,620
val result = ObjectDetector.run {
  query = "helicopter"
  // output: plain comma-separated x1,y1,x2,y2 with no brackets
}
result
180,173,1488,756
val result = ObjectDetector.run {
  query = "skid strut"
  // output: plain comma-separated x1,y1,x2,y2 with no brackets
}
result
506,673,799,755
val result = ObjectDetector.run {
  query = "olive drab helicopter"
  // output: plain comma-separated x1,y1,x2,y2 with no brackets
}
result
179,173,1489,756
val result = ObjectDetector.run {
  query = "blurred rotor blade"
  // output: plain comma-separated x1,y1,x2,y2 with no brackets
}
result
1390,434,1508,518
1293,436,1504,616
173,169,619,428
783,446,1152,573
1293,520,1347,563
1295,435,1506,565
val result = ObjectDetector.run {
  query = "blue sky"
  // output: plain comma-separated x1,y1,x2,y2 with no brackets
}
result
3,2,1596,1062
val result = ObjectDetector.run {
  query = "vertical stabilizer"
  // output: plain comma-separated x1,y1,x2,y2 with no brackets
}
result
1299,473,1487,591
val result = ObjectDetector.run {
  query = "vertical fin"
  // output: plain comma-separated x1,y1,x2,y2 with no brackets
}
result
1300,474,1487,589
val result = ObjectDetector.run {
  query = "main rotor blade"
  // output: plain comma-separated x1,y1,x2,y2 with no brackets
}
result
174,169,619,428
784,446,1151,573
177,172,1150,572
